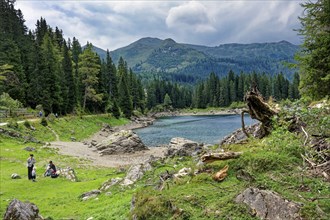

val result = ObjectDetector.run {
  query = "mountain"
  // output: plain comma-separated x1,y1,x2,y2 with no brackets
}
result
91,37,299,83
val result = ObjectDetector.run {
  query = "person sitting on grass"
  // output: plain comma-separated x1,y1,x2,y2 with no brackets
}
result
44,161,58,178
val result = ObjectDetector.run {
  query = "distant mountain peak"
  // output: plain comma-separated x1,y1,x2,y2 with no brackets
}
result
89,37,299,83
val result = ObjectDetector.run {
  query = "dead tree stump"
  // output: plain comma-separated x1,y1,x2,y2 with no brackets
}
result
243,85,277,138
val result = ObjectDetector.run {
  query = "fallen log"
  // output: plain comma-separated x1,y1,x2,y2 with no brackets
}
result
213,165,229,182
201,152,242,163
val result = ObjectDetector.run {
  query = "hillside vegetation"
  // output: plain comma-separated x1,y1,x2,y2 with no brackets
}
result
107,38,299,82
1,100,329,219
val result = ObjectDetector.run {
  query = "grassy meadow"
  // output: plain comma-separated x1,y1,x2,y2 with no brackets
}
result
0,107,329,219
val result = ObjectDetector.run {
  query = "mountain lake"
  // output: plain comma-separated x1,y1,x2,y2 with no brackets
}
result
134,114,257,147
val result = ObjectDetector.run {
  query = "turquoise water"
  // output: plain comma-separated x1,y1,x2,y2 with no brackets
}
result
134,114,256,146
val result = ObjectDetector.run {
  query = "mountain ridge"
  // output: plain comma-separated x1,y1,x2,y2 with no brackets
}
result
90,37,299,82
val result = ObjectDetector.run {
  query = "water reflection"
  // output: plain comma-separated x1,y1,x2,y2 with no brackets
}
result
134,114,256,147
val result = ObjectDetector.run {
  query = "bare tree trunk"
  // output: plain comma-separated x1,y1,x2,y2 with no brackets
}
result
241,110,250,138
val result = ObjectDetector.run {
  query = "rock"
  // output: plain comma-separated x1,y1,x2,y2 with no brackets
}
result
11,173,21,179
80,190,101,201
4,199,44,220
57,167,77,182
121,162,152,186
99,177,123,191
173,167,192,178
235,187,301,220
70,137,76,142
166,137,204,157
23,146,35,151
220,123,260,145
96,130,148,155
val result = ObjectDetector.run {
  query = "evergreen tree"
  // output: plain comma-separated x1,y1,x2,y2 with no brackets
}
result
163,93,172,110
117,57,132,117
62,40,75,113
78,43,103,111
296,0,330,99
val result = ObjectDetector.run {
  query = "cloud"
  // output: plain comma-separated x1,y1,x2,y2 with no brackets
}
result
16,1,304,50
166,1,216,33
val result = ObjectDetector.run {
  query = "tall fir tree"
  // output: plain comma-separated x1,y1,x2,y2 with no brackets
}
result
296,0,330,99
78,43,102,111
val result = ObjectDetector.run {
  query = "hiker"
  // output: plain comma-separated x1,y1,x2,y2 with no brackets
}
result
31,167,36,182
44,161,58,178
27,154,36,180
39,111,42,117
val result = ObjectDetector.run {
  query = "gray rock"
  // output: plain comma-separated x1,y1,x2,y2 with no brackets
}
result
80,190,101,201
166,137,204,157
235,187,301,220
4,199,44,220
99,177,123,191
23,146,35,151
97,130,148,155
57,167,77,182
11,173,21,179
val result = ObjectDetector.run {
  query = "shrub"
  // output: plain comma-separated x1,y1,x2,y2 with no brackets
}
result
23,120,31,128
6,119,18,129
47,113,56,123
40,117,48,126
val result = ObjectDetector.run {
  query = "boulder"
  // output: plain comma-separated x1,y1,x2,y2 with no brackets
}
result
23,146,35,152
235,187,301,220
166,137,204,157
80,190,101,201
220,123,260,145
121,162,152,186
11,173,21,179
100,177,123,191
57,167,77,182
4,199,43,220
96,130,148,155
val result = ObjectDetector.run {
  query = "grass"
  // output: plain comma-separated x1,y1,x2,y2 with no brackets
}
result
1,108,329,219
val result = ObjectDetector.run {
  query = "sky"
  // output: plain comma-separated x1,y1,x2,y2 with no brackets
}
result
16,0,305,51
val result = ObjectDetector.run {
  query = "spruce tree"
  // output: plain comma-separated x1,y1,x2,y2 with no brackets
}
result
296,0,330,99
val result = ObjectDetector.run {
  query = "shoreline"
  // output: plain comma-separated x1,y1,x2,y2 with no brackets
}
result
150,109,240,118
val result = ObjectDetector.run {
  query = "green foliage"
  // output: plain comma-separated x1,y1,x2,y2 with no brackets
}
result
0,92,23,110
78,43,103,111
296,0,330,99
23,120,31,128
109,38,298,83
6,119,18,129
40,117,48,126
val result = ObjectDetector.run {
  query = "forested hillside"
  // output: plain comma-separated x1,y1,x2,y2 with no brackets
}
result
1,0,326,119
108,37,299,83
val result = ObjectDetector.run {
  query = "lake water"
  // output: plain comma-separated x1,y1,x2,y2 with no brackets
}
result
134,114,256,146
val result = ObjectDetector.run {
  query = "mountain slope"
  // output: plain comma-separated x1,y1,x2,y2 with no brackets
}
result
92,38,299,82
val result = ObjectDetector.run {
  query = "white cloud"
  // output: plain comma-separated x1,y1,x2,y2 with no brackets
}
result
16,0,304,50
166,1,216,33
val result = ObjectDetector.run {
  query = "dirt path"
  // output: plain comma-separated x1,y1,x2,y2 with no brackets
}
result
48,122,167,168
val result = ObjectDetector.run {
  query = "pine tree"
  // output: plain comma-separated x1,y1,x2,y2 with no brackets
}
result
117,57,132,117
62,40,75,113
78,43,102,111
296,0,330,99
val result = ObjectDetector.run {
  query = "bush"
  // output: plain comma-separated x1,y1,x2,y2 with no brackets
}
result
40,117,48,126
23,120,31,128
47,113,56,123
6,119,18,129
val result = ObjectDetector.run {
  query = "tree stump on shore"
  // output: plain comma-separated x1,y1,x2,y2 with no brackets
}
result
243,85,277,138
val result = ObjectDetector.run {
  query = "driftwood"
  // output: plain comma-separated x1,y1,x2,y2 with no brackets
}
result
243,85,277,138
213,165,229,182
201,152,242,163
